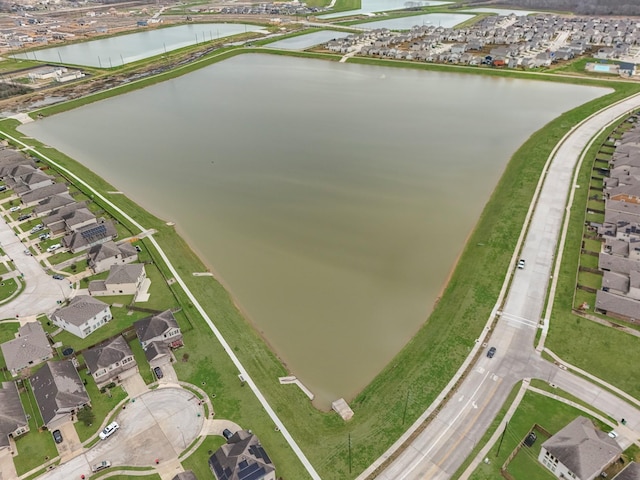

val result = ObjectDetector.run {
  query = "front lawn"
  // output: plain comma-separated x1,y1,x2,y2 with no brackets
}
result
0,278,20,302
181,435,227,479
74,369,127,442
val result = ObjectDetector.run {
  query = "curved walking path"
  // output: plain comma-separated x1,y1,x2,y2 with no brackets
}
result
0,129,321,480
370,93,640,480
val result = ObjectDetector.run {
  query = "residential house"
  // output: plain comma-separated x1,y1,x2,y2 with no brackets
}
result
88,263,146,297
0,381,29,451
84,336,137,387
30,360,90,429
134,310,183,366
538,416,621,480
0,322,53,377
209,430,276,480
19,183,69,207
87,241,138,273
33,193,76,218
63,220,118,253
50,295,112,339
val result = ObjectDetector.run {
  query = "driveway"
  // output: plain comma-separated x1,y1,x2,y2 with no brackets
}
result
0,447,17,480
37,387,205,480
0,214,70,319
121,371,149,399
55,421,83,461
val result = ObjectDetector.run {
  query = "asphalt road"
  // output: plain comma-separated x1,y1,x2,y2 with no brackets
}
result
374,94,640,479
38,388,205,480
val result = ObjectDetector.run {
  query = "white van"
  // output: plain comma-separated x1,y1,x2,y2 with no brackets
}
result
46,243,62,253
99,422,119,440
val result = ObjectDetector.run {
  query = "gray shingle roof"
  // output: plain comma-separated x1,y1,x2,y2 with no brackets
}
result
602,271,629,293
0,322,52,374
208,431,275,480
599,252,640,275
20,182,68,204
33,193,76,216
42,201,87,226
144,341,169,362
64,208,96,228
30,360,90,426
51,295,109,327
542,417,621,480
0,381,27,448
615,462,640,480
105,264,144,286
134,311,179,344
84,336,133,373
63,220,117,251
596,290,640,320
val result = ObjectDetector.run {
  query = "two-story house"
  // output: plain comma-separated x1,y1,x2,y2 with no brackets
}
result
84,336,137,388
50,296,112,339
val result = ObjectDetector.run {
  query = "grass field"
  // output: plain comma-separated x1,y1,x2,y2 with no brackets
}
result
1,48,640,479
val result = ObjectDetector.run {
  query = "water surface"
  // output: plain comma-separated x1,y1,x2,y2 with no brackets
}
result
267,30,351,50
354,12,473,29
15,23,265,67
319,0,451,19
20,54,608,407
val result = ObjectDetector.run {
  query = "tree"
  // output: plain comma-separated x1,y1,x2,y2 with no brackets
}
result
77,406,94,427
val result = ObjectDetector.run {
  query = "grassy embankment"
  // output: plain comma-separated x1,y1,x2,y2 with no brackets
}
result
2,50,639,479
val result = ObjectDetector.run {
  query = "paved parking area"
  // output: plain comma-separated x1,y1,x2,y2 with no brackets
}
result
36,387,205,480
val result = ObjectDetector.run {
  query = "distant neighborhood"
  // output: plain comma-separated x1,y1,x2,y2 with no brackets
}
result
325,14,640,74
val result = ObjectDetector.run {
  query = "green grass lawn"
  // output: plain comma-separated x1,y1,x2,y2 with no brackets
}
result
133,261,177,311
14,381,58,475
469,390,606,480
74,369,127,442
0,278,20,302
577,271,602,289
181,435,226,479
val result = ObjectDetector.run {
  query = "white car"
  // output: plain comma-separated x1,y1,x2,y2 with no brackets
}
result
91,460,111,472
99,422,119,440
46,243,62,253
608,430,618,438
9,206,20,212
517,259,526,269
